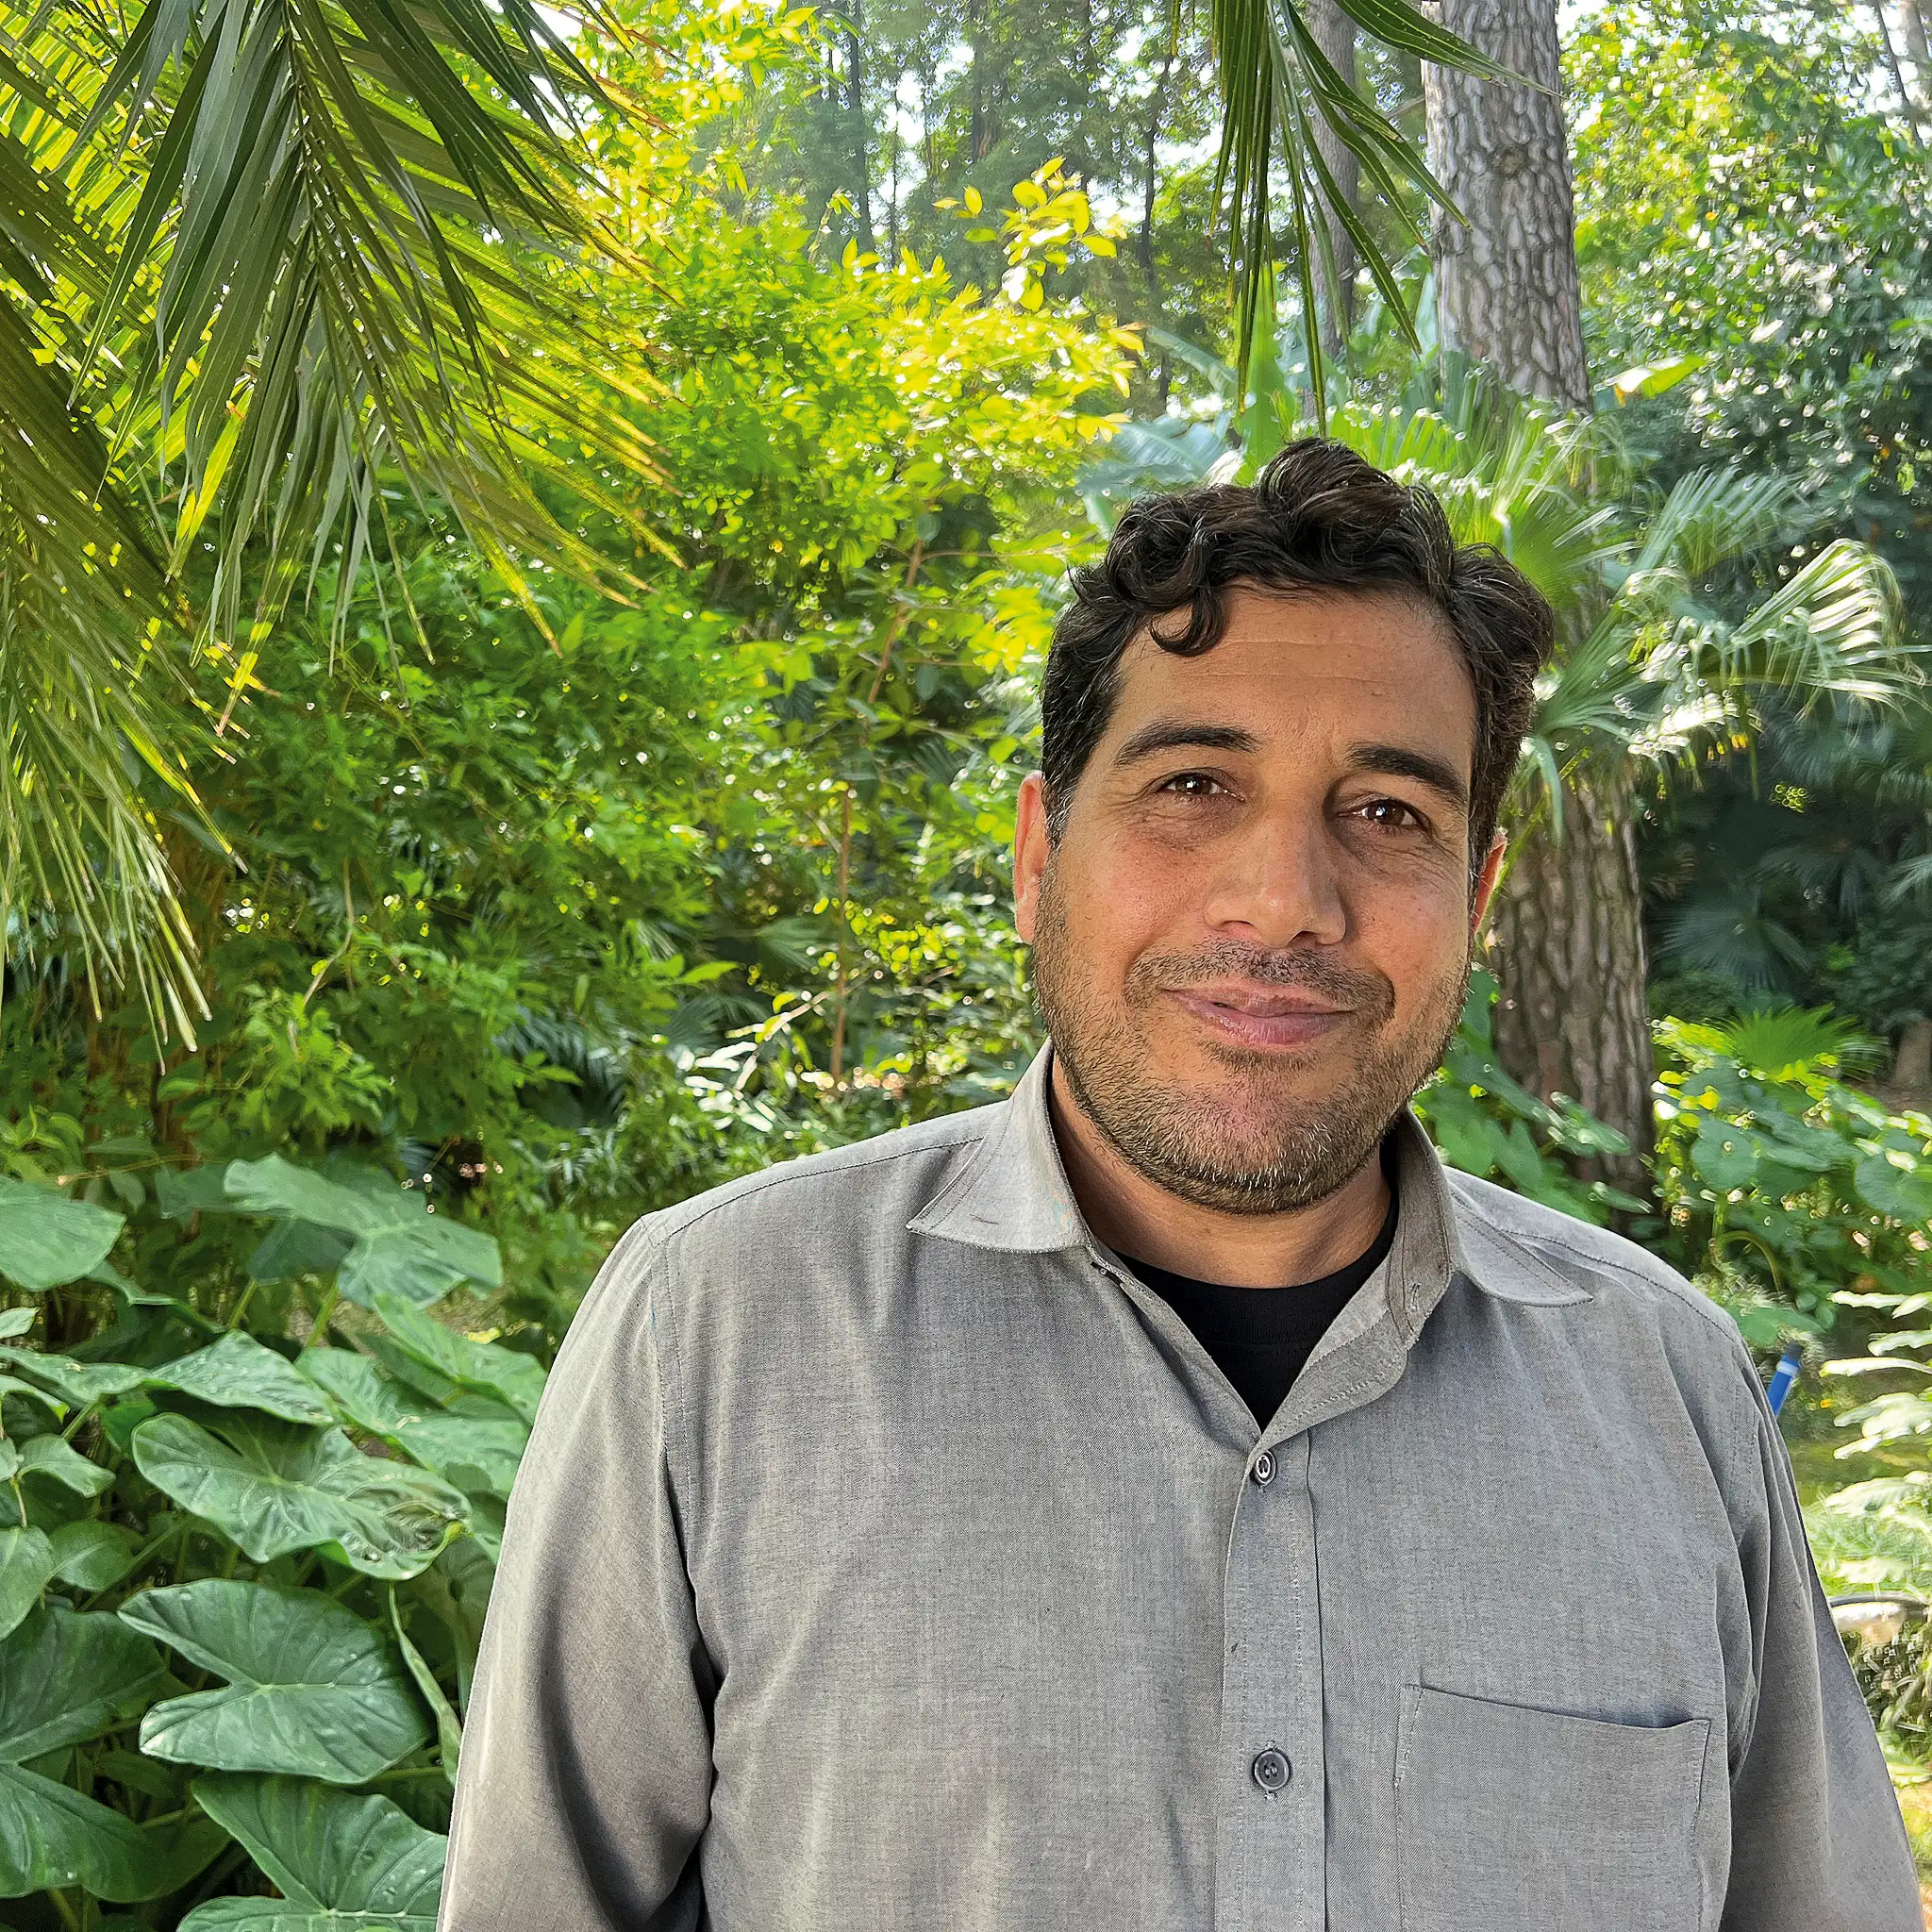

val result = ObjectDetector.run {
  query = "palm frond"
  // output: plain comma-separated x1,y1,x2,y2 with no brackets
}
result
0,0,674,1034
1208,0,1513,425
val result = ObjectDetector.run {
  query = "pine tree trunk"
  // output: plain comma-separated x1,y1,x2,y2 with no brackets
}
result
1424,0,1590,408
1307,0,1359,356
1424,2,1657,1195
1489,770,1655,1192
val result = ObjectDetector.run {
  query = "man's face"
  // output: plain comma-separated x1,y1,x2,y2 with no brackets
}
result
1013,586,1504,1214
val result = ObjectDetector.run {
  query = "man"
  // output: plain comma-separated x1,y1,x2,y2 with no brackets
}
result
440,441,1917,1930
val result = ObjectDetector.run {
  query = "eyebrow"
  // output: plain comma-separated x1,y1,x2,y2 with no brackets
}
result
1345,742,1471,814
1113,720,1261,765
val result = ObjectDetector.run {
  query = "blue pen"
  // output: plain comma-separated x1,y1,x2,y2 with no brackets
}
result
1766,1345,1803,1419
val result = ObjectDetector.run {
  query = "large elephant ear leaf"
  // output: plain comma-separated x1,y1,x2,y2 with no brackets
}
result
182,1774,445,1929
0,1177,124,1292
0,1608,164,1760
149,1332,335,1424
131,1413,469,1577
0,1347,150,1407
299,1349,528,1497
0,1531,58,1642
0,1609,172,1902
224,1158,502,1307
372,1292,546,1425
123,1581,428,1783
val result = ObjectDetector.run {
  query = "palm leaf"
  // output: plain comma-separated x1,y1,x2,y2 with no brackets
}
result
1208,0,1515,425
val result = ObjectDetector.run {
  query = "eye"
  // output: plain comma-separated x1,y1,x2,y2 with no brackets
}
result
1355,797,1426,830
1157,771,1231,799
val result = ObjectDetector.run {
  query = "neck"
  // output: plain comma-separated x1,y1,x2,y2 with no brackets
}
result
1047,1058,1393,1289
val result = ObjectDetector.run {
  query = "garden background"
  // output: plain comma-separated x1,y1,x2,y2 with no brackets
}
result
2,0,1931,1920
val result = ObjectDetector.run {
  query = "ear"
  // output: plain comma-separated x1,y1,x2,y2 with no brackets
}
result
1470,829,1508,934
1013,772,1052,943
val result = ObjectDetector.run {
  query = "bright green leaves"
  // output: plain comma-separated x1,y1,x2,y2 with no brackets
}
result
124,1583,428,1783
0,1609,166,1900
181,1776,446,1930
222,1159,501,1307
0,1177,123,1291
131,1414,467,1578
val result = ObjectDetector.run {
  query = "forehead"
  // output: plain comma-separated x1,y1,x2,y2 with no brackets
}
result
1107,586,1476,763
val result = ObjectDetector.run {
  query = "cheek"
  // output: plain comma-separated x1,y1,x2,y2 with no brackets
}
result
1047,839,1190,970
1346,869,1473,994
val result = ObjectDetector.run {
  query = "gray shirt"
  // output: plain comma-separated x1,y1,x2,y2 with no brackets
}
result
441,1049,1918,1931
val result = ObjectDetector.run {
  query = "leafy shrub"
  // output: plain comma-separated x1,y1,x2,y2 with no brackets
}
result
1650,1006,1932,1349
0,1162,527,1924
1412,971,1641,1224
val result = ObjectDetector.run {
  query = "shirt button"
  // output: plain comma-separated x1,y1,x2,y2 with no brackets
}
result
1252,1450,1276,1486
1251,1747,1291,1793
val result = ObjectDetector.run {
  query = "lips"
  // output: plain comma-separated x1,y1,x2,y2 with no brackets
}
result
1167,985,1352,1049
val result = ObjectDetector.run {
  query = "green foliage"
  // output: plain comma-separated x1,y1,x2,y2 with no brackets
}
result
0,1157,527,1921
1413,972,1640,1224
1651,1006,1932,1348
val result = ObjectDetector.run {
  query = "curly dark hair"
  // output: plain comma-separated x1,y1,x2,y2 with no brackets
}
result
1041,438,1553,883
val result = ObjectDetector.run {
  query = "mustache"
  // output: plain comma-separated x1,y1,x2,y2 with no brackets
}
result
1127,941,1395,1021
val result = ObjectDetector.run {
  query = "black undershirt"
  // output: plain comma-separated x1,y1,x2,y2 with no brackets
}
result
1122,1160,1399,1427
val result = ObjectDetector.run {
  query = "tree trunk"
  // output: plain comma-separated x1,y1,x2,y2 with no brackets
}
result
1307,0,1359,356
1424,3,1657,1192
1424,0,1590,408
843,0,874,250
1489,769,1655,1192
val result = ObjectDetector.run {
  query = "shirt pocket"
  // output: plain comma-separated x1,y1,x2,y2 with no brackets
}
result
1394,1684,1711,1932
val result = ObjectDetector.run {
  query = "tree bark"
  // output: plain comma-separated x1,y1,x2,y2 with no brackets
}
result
1424,0,1590,408
843,0,874,250
1307,0,1359,356
1488,769,1655,1192
1424,3,1657,1190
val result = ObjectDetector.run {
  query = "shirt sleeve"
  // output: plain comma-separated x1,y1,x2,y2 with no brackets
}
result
1721,1384,1921,1930
438,1225,713,1932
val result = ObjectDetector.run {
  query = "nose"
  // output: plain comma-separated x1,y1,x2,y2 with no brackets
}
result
1198,801,1348,949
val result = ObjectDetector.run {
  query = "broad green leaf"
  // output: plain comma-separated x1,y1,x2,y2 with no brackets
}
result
0,1178,124,1292
0,1347,151,1407
16,1435,113,1497
46,1521,140,1591
0,1761,158,1899
183,1774,445,1929
1690,1118,1765,1193
0,1532,57,1641
225,1159,501,1307
150,1333,334,1424
0,1313,33,1342
371,1293,545,1425
298,1350,527,1495
132,1414,468,1577
155,1168,238,1222
0,1608,164,1759
125,1582,428,1784
247,1220,355,1285
1856,1152,1932,1227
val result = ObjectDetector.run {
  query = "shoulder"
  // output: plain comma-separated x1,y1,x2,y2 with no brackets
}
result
580,1102,998,1312
552,1104,999,1381
1443,1166,1749,1359
644,1104,996,1246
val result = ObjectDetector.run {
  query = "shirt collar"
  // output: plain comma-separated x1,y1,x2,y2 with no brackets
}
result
908,1044,1585,1320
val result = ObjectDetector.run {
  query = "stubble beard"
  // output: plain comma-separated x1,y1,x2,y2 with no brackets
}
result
1029,869,1472,1216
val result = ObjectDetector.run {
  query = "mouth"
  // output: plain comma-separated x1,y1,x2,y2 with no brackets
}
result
1165,984,1353,1051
